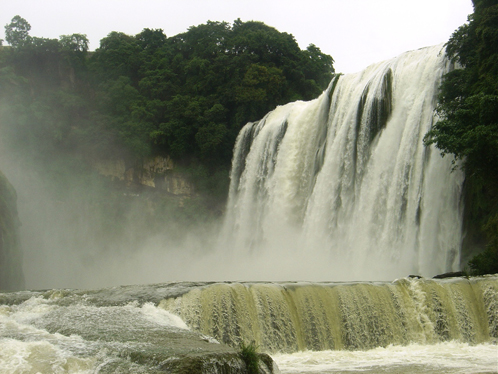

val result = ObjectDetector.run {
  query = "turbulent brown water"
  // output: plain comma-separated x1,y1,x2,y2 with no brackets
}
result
162,277,498,353
1,276,496,373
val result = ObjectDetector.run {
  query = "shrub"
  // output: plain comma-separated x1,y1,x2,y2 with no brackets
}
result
239,341,259,374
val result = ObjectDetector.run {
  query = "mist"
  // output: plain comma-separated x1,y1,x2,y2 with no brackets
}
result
0,155,343,290
0,131,218,289
0,158,358,290
0,133,380,290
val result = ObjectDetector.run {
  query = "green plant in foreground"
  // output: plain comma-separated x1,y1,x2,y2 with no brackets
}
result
239,341,259,374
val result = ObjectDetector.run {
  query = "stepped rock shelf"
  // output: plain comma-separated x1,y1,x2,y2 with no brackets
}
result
1,276,496,373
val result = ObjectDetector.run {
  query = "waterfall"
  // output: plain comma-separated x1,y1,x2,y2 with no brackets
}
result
2,279,496,372
222,44,465,280
161,277,498,353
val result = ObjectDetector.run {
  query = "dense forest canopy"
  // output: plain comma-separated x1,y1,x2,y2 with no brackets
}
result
0,17,334,181
424,0,498,274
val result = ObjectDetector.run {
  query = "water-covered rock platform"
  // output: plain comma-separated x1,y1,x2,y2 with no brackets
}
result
0,283,278,373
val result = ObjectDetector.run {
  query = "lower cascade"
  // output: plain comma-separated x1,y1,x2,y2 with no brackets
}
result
1,278,496,373
162,277,498,353
222,44,464,280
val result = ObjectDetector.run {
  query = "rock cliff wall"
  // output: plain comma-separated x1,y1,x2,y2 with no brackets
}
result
0,170,24,291
92,156,194,196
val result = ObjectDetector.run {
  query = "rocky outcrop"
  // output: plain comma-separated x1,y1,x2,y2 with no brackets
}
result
145,351,277,374
0,170,24,291
0,283,279,373
92,156,194,196
432,271,466,279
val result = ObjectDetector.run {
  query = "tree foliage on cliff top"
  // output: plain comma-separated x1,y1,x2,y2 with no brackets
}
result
424,0,498,275
0,17,334,177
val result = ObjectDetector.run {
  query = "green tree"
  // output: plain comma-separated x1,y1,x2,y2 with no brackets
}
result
91,31,141,82
59,33,89,53
302,43,335,93
424,0,498,275
4,15,31,48
88,19,334,167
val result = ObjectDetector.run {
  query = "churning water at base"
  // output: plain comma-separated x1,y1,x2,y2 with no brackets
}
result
1,277,497,373
273,342,498,374
223,44,464,280
0,283,255,373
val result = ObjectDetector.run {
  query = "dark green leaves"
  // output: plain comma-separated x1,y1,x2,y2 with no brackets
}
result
425,0,498,274
87,18,334,165
1,16,335,180
4,15,31,48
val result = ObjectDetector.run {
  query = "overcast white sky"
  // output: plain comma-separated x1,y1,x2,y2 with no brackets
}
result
1,0,473,74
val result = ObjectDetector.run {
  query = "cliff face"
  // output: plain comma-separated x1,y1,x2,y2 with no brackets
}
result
92,156,194,196
0,170,24,291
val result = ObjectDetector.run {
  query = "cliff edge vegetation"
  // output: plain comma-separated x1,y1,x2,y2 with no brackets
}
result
0,17,334,202
424,0,498,275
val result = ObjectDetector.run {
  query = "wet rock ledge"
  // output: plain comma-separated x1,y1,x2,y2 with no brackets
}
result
0,285,279,373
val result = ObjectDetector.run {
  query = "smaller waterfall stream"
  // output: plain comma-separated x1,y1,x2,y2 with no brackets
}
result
161,277,498,353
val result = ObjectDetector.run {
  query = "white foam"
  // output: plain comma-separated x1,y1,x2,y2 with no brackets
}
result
139,302,189,330
0,338,96,374
0,296,193,373
272,342,498,373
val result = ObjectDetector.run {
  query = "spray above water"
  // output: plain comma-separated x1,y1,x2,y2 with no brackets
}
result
222,44,464,281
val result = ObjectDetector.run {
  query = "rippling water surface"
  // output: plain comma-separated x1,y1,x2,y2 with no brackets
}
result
273,342,498,374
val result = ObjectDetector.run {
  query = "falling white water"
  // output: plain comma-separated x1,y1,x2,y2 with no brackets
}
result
224,44,464,280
